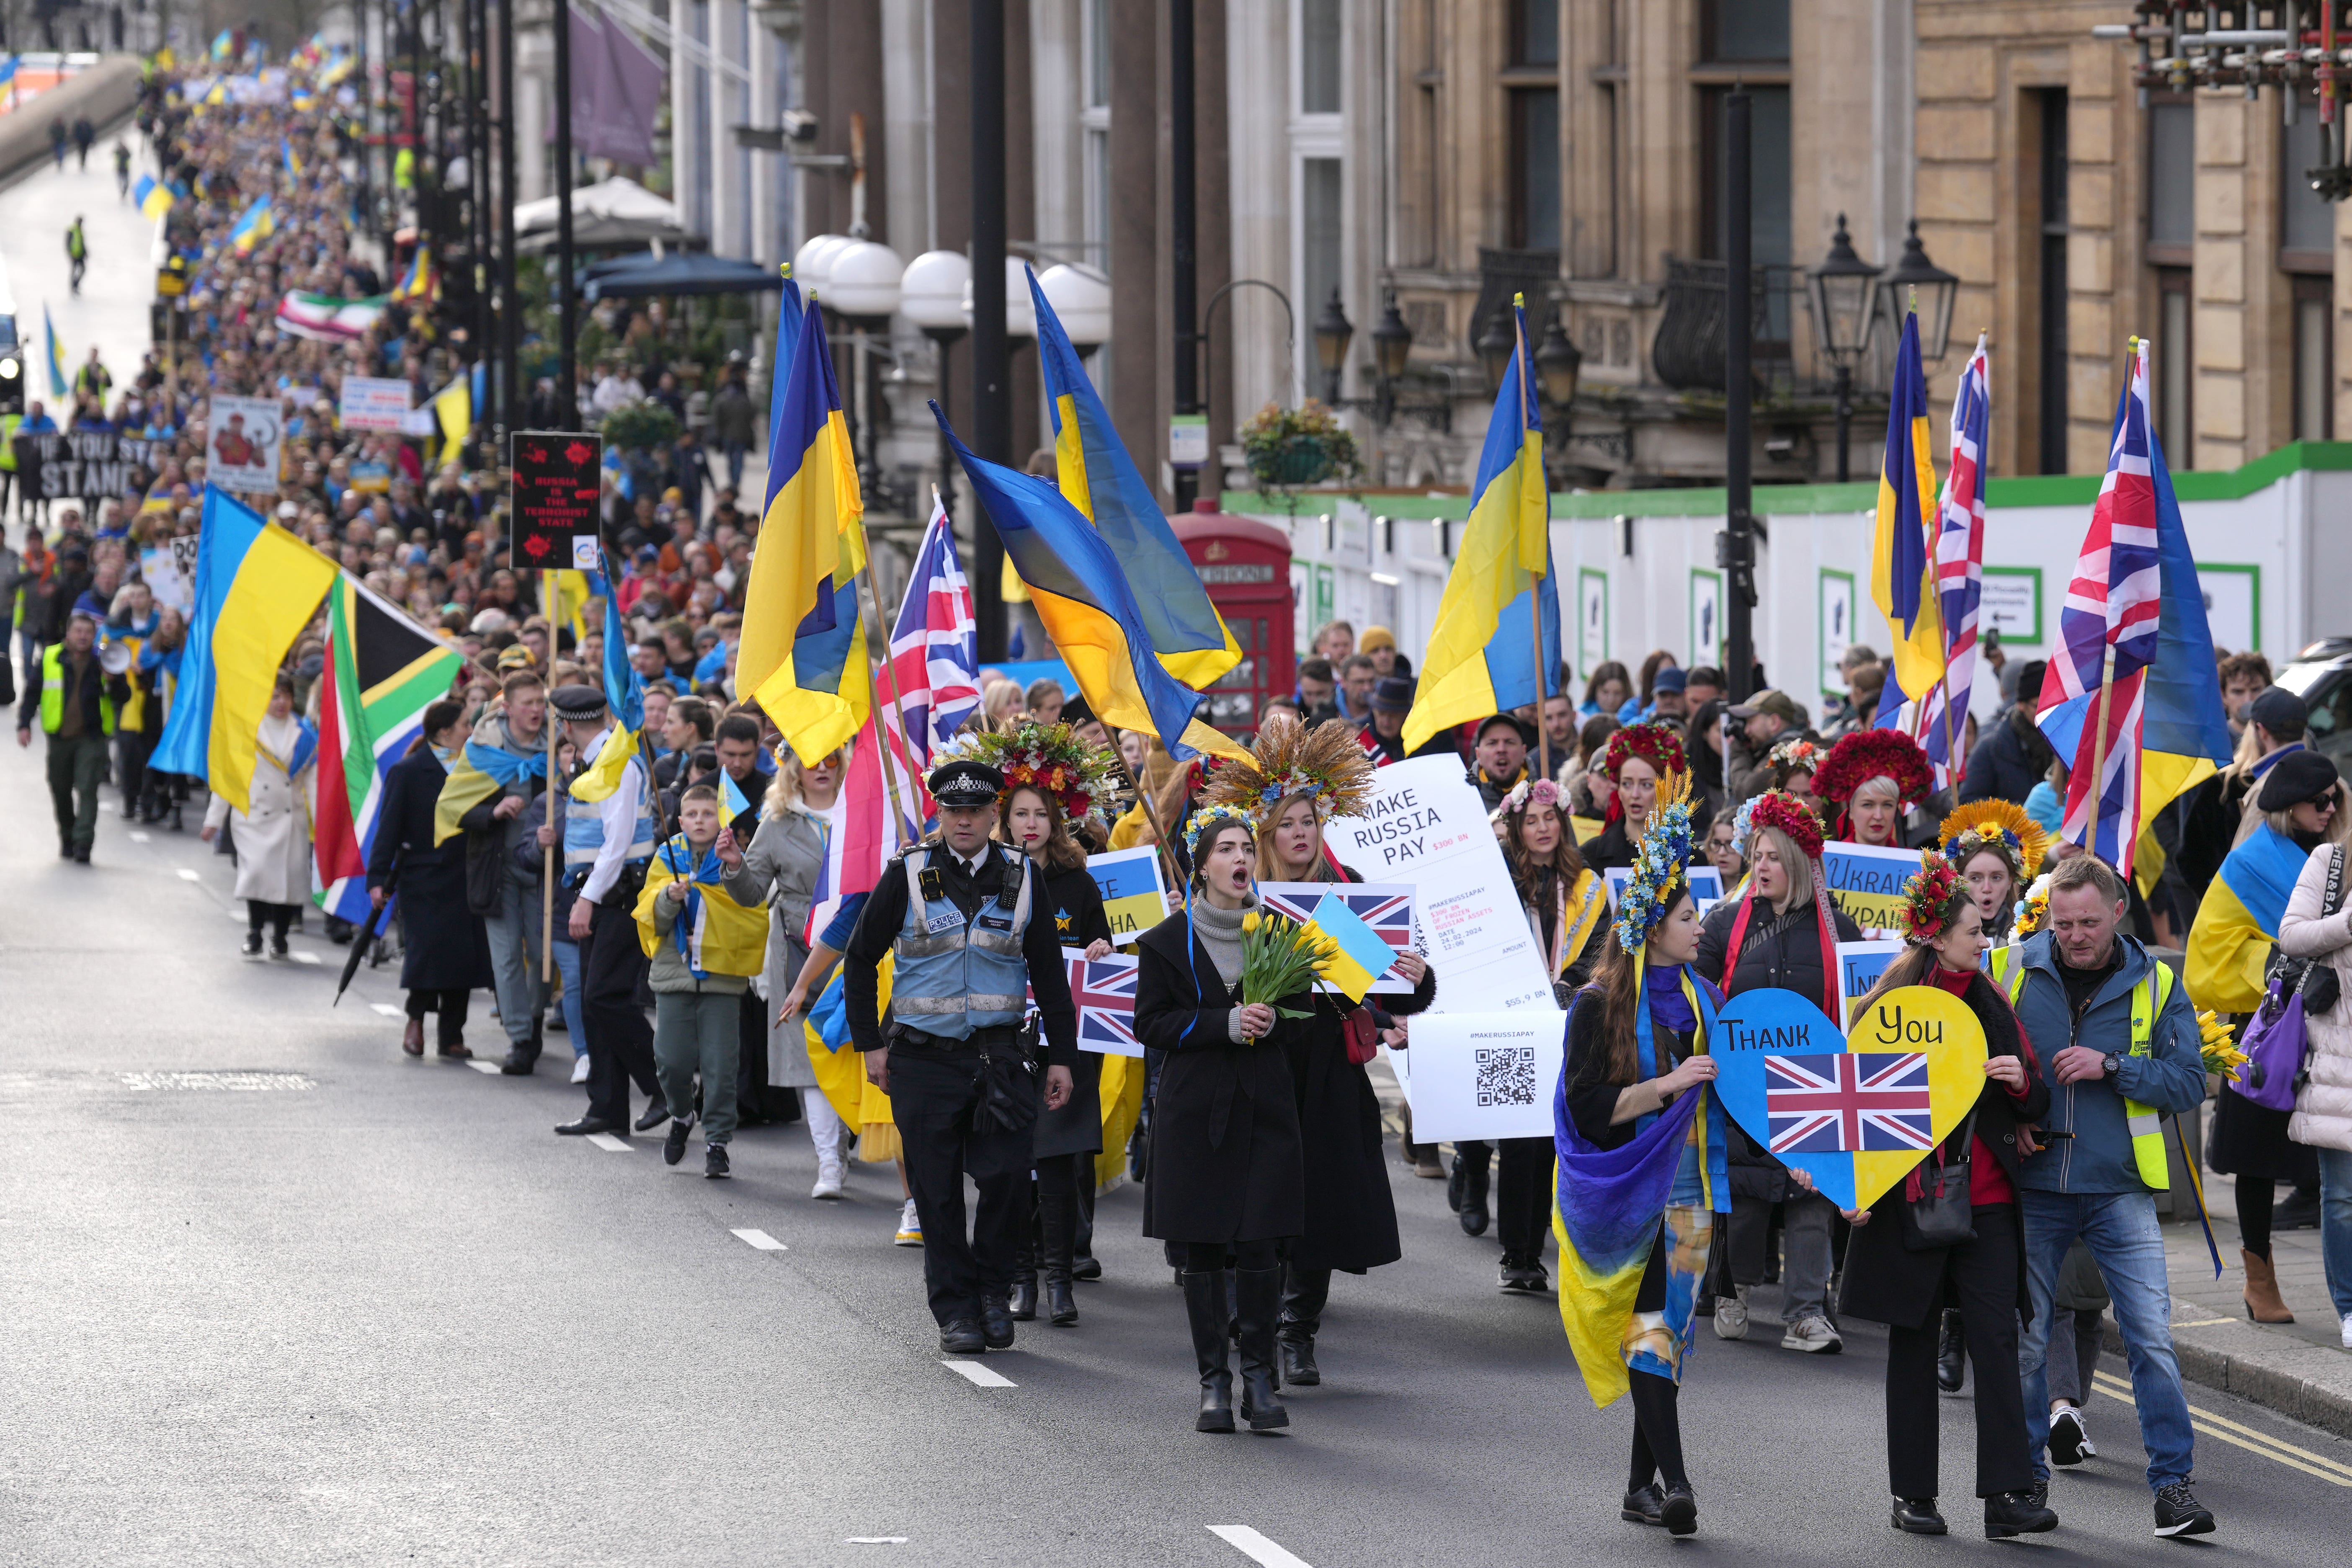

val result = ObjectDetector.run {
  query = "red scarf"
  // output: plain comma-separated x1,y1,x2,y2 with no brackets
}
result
1718,857,1840,1019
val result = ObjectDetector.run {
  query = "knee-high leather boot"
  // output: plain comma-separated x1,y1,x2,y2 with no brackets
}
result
1039,1181,1078,1326
1278,1263,1331,1386
1234,1266,1290,1431
1008,1182,1039,1321
1181,1271,1235,1432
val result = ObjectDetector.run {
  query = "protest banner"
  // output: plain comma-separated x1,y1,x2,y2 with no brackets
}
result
1392,1011,1563,1142
1085,847,1170,940
140,545,187,610
338,375,413,432
1820,841,1923,936
28,429,165,503
1834,939,1905,1029
206,395,284,493
1024,948,1143,1057
1324,755,1555,1013
1604,863,1723,911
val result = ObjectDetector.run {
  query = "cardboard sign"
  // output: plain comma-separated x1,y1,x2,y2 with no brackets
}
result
338,375,413,432
1820,841,1924,937
206,395,283,493
1710,984,1987,1211
1085,847,1171,940
1260,882,1417,995
1603,863,1724,912
1834,939,1906,1029
1393,1009,1565,1142
140,545,186,610
1323,755,1556,1013
509,430,604,571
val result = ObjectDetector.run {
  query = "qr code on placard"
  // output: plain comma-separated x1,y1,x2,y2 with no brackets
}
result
1473,1046,1537,1108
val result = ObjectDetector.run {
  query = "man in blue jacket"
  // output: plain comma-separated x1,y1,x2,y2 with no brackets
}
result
1996,853,2215,1538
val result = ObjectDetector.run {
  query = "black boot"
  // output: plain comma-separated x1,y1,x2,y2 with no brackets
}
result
1934,1308,1966,1393
1182,1271,1235,1433
1233,1266,1289,1432
1458,1147,1491,1236
1008,1187,1040,1320
1278,1263,1330,1387
1039,1182,1078,1326
1891,1497,1948,1535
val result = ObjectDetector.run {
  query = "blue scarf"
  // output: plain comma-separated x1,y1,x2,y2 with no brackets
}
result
659,835,726,980
1630,958,1730,1212
462,739,548,787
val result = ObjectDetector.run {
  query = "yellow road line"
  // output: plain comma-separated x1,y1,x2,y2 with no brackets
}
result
2091,1371,2352,1483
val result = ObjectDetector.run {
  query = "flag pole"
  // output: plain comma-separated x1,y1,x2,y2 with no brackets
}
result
2088,642,2115,860
1519,298,1549,784
540,567,557,982
856,552,920,843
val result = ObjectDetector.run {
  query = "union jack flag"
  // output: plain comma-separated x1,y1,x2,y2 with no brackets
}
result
1027,948,1143,1055
884,491,981,766
1764,1052,1935,1154
1904,333,1991,787
1259,884,1416,993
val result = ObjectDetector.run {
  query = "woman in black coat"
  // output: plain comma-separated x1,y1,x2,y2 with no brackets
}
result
1134,809,1305,1434
1001,782,1115,1327
1835,872,2058,1541
366,699,493,1058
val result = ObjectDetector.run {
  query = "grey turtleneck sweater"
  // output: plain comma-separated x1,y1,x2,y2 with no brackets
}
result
1189,891,1259,1042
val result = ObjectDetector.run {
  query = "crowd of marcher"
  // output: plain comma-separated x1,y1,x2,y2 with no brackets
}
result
10,52,2352,1554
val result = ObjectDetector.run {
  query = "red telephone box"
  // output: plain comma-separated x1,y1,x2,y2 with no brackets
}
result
1172,500,1293,740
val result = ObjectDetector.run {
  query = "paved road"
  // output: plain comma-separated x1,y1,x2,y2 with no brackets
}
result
6,735,2352,1566
0,108,159,406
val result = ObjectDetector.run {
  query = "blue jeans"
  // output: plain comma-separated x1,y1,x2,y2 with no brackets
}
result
551,936,585,1051
2319,1146,2352,1322
2018,1189,2195,1491
481,889,544,1047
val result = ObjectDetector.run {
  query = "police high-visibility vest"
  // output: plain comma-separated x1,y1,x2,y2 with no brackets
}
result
1994,944,2174,1191
888,845,1035,1039
39,644,114,736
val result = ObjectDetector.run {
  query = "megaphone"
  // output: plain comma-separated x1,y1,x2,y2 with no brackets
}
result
100,641,134,675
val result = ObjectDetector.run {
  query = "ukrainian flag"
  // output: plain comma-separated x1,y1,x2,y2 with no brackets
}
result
150,487,339,813
1870,309,1947,723
282,138,302,179
2186,820,2308,1015
742,296,872,765
133,173,175,221
227,197,274,255
935,405,1248,765
1027,266,1240,688
431,724,549,845
432,374,470,464
1305,892,1398,1003
569,564,650,804
1403,299,1559,755
42,306,66,400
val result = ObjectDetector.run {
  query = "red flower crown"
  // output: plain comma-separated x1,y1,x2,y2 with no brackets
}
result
1603,720,1687,781
1741,789,1825,861
1901,850,1968,946
1811,728,1933,808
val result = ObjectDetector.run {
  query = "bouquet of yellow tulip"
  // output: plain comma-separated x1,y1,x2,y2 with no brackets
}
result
1237,909,1327,1039
2196,1009,2247,1078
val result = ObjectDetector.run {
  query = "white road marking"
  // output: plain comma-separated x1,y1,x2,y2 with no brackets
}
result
585,1132,632,1153
464,1059,503,1075
1209,1526,1312,1567
290,950,322,966
176,868,201,881
732,1228,787,1251
941,1359,1016,1387
844,1540,908,1546
370,1003,403,1018
129,830,150,843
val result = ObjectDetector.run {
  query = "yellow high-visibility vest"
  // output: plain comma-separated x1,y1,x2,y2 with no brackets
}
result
1991,944,2174,1191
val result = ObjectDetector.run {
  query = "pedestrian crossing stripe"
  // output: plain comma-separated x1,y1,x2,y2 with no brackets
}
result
2092,1370,2352,1484
731,1228,787,1251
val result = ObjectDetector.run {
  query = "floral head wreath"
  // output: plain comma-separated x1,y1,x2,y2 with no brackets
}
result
1937,798,2049,882
1732,789,1825,861
1901,850,1970,946
1613,769,1697,953
1203,713,1377,830
2012,873,2053,939
960,718,1122,827
1811,728,1934,810
1602,720,1687,782
1767,736,1823,776
1182,803,1255,863
1489,775,1563,826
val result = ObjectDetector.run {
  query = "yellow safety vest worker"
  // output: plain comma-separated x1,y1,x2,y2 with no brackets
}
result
39,644,116,737
0,411,21,472
1990,943,2174,1191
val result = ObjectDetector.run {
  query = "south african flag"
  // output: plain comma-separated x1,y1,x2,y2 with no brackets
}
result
314,576,464,922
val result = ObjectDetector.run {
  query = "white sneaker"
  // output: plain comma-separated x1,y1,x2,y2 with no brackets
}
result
2341,1313,2352,1350
893,1198,923,1246
1781,1314,1843,1354
811,1155,845,1200
570,1053,590,1085
2048,1404,2095,1466
1713,1289,1749,1341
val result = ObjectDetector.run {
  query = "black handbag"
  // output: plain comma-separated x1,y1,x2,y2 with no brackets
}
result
1898,1111,1977,1253
2263,845,2344,1016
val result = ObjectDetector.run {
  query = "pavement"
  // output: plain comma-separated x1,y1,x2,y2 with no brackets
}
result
0,107,161,409
10,735,2352,1565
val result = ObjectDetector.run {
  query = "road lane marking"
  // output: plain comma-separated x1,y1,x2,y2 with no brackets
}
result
845,1539,908,1546
732,1228,787,1251
2173,1318,2235,1327
1208,1526,1312,1567
2092,1372,2352,1484
370,1004,403,1018
464,1059,502,1074
290,950,321,966
585,1132,631,1152
941,1359,1015,1387
176,868,201,881
129,830,150,843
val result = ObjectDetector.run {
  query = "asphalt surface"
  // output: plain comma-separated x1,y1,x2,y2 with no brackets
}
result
9,762,2352,1566
1,112,163,411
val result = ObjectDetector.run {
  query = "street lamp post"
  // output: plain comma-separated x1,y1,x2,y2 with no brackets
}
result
1879,218,1961,362
1313,289,1352,405
903,248,972,522
1369,293,1412,425
1806,212,1882,483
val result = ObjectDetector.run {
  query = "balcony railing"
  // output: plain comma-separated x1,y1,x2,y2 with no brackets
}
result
1650,257,1895,403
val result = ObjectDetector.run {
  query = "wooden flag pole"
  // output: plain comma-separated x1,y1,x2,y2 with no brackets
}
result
540,567,558,983
1531,578,1549,783
2087,643,2115,859
856,553,920,841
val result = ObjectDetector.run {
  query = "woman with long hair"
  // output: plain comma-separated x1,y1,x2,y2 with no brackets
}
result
1837,857,2058,1541
1765,735,1825,822
746,743,849,1195
1695,791,1861,1351
1553,770,1722,1537
1581,721,1688,872
1812,728,1933,849
1582,659,1638,722
1683,698,1728,816
1936,800,2048,946
2187,749,2347,1324
1205,716,1436,1384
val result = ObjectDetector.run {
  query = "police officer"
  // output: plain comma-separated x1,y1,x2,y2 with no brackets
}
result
843,756,1080,1354
547,685,668,1138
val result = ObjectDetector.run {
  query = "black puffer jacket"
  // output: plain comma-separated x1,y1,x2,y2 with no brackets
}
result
1694,891,1862,1019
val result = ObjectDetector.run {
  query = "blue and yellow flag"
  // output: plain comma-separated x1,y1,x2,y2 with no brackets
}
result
2186,820,2309,1016
281,138,301,179
1870,309,1947,723
1027,266,1240,688
150,487,339,812
227,197,275,254
569,565,650,805
1305,891,1398,1003
761,272,805,469
1403,300,1558,754
42,305,65,400
743,297,872,764
132,173,175,220
935,406,1248,766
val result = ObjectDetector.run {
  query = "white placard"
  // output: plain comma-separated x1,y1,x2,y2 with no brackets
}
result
205,395,284,494
338,375,413,432
140,545,187,610
1394,1010,1565,1142
1602,863,1725,911
1324,755,1556,1013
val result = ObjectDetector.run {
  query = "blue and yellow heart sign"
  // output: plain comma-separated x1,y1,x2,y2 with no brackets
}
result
1709,986,1988,1211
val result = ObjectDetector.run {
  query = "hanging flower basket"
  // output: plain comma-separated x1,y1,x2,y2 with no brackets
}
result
1240,400,1362,498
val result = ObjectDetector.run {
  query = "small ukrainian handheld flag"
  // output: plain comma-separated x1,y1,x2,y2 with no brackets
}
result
132,173,175,220
720,768,754,825
1305,892,1399,1004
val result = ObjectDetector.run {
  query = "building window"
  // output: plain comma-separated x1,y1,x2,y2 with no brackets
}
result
1300,0,1342,115
1082,0,1110,267
2037,89,2069,475
1301,155,1344,343
1514,0,1559,65
1700,0,1789,62
2283,100,2337,267
2295,273,2334,442
2157,267,2193,465
2147,96,2193,263
1511,88,1561,249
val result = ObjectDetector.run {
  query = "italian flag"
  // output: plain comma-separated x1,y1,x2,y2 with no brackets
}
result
276,291,388,343
314,576,464,923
